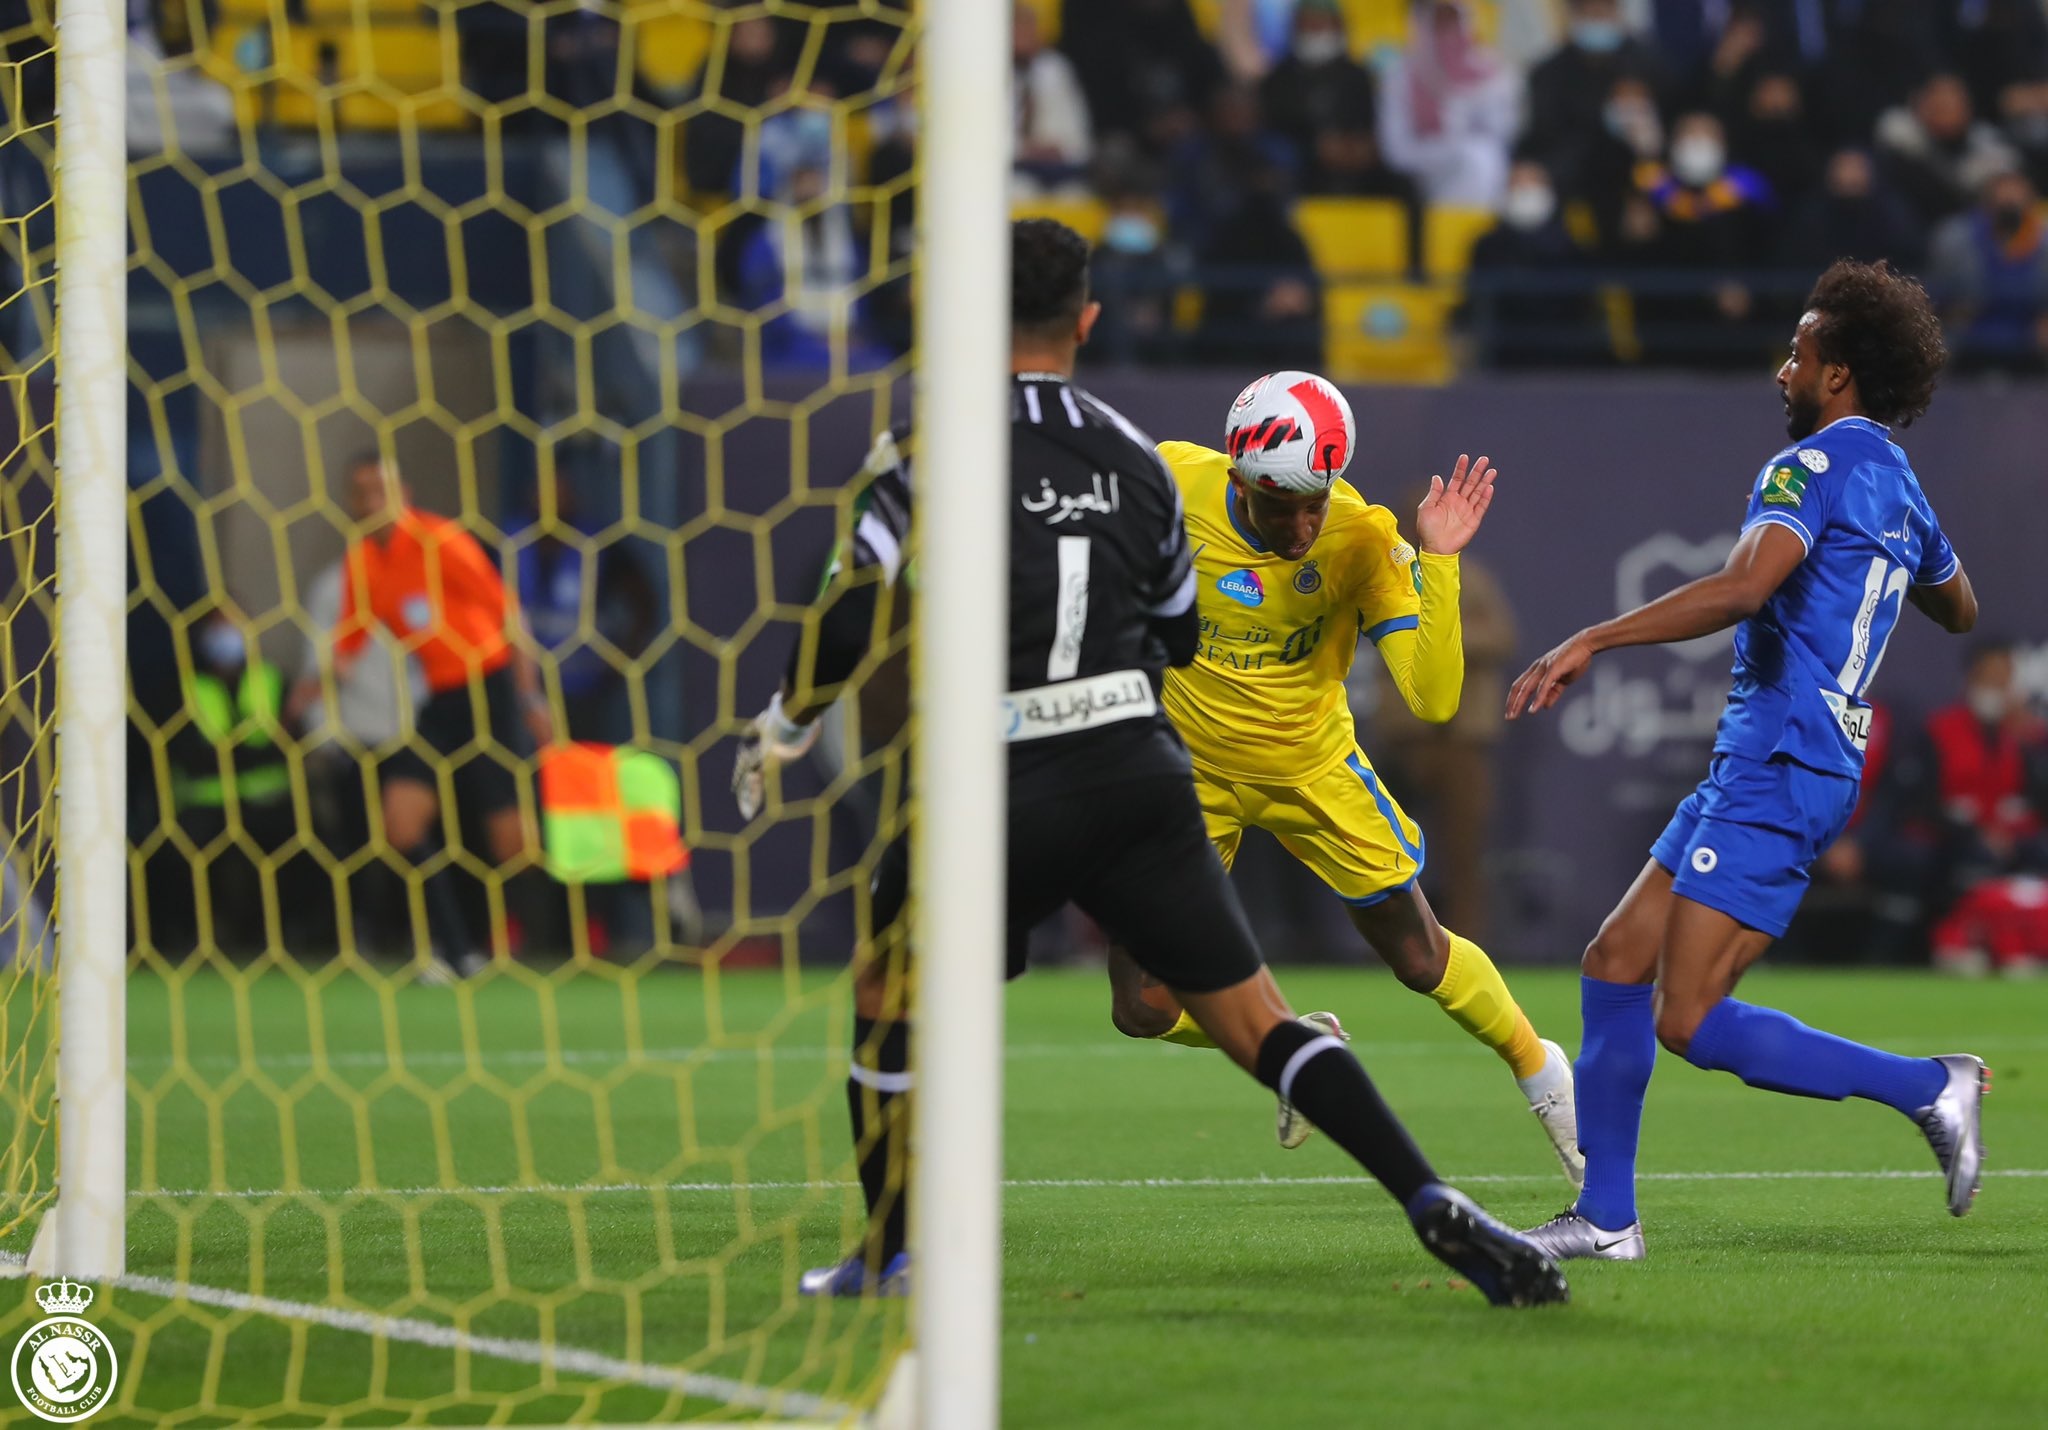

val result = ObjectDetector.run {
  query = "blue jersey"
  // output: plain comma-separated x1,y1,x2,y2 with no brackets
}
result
1714,416,1958,779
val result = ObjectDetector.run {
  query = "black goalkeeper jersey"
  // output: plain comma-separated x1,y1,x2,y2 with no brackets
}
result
1005,372,1198,793
792,374,1199,795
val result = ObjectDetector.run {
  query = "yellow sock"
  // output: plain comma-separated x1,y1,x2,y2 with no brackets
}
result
1157,1010,1218,1049
1427,932,1546,1079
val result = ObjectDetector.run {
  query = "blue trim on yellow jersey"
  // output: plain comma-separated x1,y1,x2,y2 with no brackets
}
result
1362,614,1419,644
1224,485,1268,553
1349,757,1424,861
1344,754,1428,889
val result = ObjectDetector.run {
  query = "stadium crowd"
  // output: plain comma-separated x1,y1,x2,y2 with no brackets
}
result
79,1,2048,372
662,0,2048,372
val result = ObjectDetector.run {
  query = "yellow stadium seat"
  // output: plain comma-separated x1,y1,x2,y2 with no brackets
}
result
335,24,469,131
1019,0,1062,45
1337,0,1502,54
1425,205,1498,279
1012,195,1109,245
1323,282,1457,385
1339,0,1410,56
1292,197,1408,280
629,7,713,93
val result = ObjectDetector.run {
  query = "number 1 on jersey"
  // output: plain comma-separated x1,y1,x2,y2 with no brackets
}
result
1049,535,1091,680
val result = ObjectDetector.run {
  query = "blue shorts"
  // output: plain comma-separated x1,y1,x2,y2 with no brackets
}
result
1649,753,1860,937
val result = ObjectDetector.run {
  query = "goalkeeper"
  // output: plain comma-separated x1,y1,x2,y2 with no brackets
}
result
735,421,916,1293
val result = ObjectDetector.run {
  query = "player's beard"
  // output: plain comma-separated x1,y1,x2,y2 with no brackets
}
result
1784,389,1822,441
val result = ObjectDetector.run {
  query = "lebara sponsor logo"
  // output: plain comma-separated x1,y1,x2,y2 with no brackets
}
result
1216,569,1265,607
12,1281,117,1423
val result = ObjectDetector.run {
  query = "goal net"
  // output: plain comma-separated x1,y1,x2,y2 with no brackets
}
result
0,0,1008,1422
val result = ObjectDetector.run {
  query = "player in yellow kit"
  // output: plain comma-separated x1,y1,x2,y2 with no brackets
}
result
1111,371,1583,1186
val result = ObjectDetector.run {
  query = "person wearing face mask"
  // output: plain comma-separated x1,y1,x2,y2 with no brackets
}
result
1924,640,2048,977
1259,0,1377,171
1464,156,1593,367
1522,0,1665,200
1637,110,1778,365
164,606,303,954
1087,180,1178,364
1929,166,2048,375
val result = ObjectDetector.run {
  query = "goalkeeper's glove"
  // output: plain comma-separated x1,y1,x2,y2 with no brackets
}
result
733,691,822,820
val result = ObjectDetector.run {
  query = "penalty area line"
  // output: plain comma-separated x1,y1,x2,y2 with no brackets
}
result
0,1252,853,1423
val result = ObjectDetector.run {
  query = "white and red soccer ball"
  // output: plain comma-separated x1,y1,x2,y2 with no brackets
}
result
1223,371,1355,493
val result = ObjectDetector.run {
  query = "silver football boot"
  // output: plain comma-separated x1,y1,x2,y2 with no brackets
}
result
1913,1054,1989,1217
1521,1208,1646,1262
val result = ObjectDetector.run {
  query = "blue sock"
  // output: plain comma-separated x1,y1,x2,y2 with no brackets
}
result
1573,977,1656,1232
1683,998,1946,1116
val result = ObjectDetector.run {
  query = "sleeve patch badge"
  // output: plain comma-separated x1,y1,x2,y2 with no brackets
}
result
1796,447,1830,473
1388,541,1416,567
1763,464,1808,507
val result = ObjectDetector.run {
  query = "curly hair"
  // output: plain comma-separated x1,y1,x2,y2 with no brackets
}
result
1803,259,1946,429
1011,218,1091,340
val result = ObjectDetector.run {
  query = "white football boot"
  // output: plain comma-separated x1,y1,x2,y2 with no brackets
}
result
1914,1054,1989,1217
1521,1207,1645,1262
1518,1038,1585,1191
1276,1011,1349,1150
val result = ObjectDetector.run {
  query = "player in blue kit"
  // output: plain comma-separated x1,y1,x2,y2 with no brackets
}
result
1505,261,1989,1260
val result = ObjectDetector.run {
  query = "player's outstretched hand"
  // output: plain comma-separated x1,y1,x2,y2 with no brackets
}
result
1415,453,1497,557
733,692,822,820
1506,631,1594,720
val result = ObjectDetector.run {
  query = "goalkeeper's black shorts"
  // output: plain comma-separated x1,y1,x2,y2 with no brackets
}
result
1006,770,1264,993
866,771,1264,994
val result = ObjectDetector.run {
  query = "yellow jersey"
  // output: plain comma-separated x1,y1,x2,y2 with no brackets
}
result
1158,441,1465,785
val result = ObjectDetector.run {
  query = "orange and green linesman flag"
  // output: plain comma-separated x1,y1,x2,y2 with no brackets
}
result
539,743,689,883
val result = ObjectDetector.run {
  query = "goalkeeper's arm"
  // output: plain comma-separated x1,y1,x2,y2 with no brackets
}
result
735,428,910,818
782,575,883,726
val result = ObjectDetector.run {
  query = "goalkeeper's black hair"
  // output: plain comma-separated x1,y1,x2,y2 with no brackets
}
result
1804,260,1945,429
1011,218,1091,344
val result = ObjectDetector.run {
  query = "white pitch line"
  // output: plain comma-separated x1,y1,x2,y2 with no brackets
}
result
124,1033,2048,1073
113,1167,2048,1202
0,1252,853,1422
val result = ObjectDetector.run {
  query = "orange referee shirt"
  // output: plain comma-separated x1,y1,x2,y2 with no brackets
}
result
335,507,513,694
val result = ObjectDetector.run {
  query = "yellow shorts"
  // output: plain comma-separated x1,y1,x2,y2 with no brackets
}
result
1195,748,1425,906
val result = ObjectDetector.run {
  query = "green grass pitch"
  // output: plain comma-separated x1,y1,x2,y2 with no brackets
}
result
2,965,2043,1428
